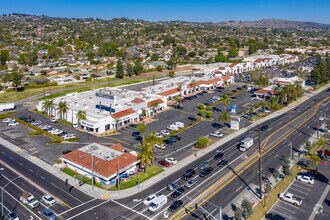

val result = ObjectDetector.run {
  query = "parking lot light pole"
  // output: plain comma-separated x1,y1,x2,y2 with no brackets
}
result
1,175,21,215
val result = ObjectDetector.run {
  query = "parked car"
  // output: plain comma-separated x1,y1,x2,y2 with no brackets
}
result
158,160,170,167
31,120,42,125
175,122,184,128
155,132,163,138
182,169,195,180
171,187,185,198
318,149,330,156
184,178,198,188
209,131,224,138
5,212,19,220
167,124,179,131
132,131,140,137
165,158,177,164
296,173,314,184
63,134,76,140
279,192,302,206
50,118,58,123
261,125,268,131
265,213,285,220
8,121,19,126
214,152,224,160
188,116,197,121
198,161,209,170
2,118,12,123
174,104,183,109
171,135,182,141
169,200,183,212
143,194,157,206
42,194,56,206
199,167,214,178
319,116,325,121
73,123,79,128
41,208,57,220
161,130,170,136
155,143,166,149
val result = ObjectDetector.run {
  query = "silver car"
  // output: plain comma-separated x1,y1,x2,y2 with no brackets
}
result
185,178,197,188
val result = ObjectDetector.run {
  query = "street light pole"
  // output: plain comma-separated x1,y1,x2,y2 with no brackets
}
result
91,154,94,191
258,123,263,204
117,156,120,194
316,99,319,140
1,176,21,215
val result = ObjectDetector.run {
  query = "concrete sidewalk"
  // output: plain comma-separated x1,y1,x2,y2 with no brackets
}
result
0,84,329,200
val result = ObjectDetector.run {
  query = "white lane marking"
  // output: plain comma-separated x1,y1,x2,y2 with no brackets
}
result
271,208,292,219
41,176,45,180
19,162,23,166
292,182,312,191
275,203,297,214
3,188,42,220
10,157,13,160
67,200,112,220
57,198,98,216
50,182,84,203
112,200,153,220
289,187,308,195
1,152,5,155
307,125,310,129
236,186,242,192
29,169,34,172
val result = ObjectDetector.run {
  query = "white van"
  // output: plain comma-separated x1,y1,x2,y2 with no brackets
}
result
167,124,179,131
175,122,184,128
239,137,253,152
148,195,167,213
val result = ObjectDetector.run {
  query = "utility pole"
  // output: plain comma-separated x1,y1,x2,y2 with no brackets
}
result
117,156,120,194
258,123,263,204
316,99,319,140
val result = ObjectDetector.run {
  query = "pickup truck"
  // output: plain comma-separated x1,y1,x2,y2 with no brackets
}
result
20,192,40,208
279,192,302,206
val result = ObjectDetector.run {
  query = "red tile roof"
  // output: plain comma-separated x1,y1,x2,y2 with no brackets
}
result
218,67,225,70
255,89,275,96
111,108,136,119
62,146,137,177
223,75,233,81
131,98,145,104
111,143,125,151
147,98,164,108
157,88,180,96
229,63,238,67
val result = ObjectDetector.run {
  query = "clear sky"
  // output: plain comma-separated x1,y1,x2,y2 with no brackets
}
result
2,0,330,24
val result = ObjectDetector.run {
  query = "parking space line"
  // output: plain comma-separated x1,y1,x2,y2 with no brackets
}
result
292,183,312,191
271,208,292,219
275,203,297,214
289,187,308,196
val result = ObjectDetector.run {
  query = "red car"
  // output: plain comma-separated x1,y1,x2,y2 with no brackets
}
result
232,90,237,93
158,160,170,167
318,149,330,156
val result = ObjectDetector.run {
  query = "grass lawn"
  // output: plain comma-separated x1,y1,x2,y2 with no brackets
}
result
250,166,301,219
109,165,163,191
62,167,104,188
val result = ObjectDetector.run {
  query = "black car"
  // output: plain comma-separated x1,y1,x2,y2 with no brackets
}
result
172,135,182,141
182,169,195,180
132,131,140,137
164,138,174,145
261,125,268,131
217,159,228,167
169,200,183,212
168,136,178,142
171,187,185,198
188,116,197,121
214,152,224,160
174,104,183,109
199,167,214,177
265,213,285,220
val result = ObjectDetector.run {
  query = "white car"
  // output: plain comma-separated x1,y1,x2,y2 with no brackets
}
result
73,123,79,128
296,174,314,184
165,158,177,164
50,129,61,134
64,134,76,140
167,124,179,131
50,118,58,122
213,96,221,101
2,118,12,123
143,194,157,206
8,121,19,126
161,130,170,136
319,116,325,121
263,109,271,113
155,132,163,138
41,194,56,206
209,131,224,138
175,122,184,128
155,143,166,149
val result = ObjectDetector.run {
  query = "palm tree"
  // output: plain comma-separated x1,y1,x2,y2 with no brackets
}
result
58,101,69,120
137,122,147,143
221,94,230,111
218,111,231,126
145,133,163,148
76,110,86,127
138,143,155,172
42,99,54,115
190,79,197,92
151,101,159,118
223,81,228,94
140,108,147,119
310,154,322,172
316,138,328,157
260,100,268,112
115,119,120,131
173,96,182,105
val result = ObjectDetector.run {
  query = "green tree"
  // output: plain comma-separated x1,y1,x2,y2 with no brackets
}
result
195,136,209,148
234,207,243,220
255,75,269,88
241,199,253,218
228,47,238,58
175,46,187,57
214,52,228,62
218,111,231,125
133,61,143,76
42,99,54,115
138,143,155,168
125,64,134,77
265,183,272,194
169,71,175,78
150,53,159,61
155,65,162,72
115,60,124,79
0,50,10,66
76,110,87,126
86,50,95,61
310,154,323,172
221,94,230,109
188,51,196,58
137,122,147,143
205,110,213,118
59,101,69,120
11,66,23,91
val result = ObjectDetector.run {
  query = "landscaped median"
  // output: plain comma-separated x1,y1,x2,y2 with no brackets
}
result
61,165,163,191
249,166,301,219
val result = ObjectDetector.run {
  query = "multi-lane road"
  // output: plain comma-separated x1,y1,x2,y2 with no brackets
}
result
0,89,329,220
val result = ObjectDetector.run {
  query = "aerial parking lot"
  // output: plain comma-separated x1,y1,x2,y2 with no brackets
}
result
267,167,330,220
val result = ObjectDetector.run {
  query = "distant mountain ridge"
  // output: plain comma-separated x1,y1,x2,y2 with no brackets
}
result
216,18,330,29
1,14,329,29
